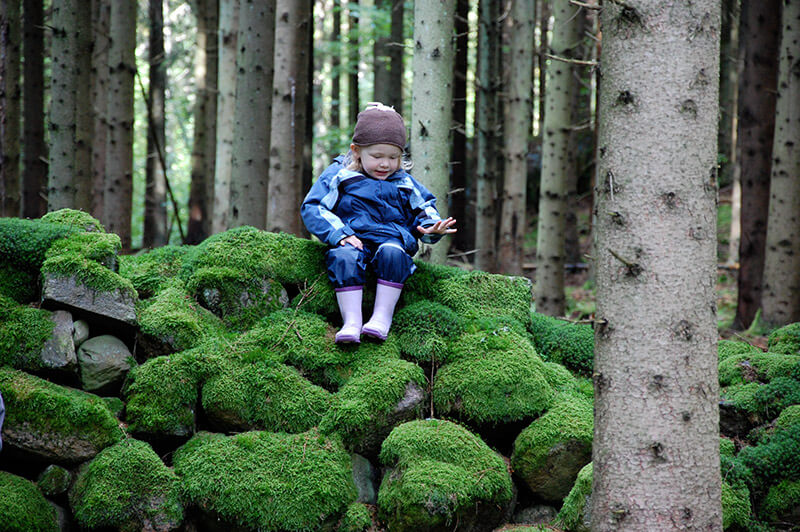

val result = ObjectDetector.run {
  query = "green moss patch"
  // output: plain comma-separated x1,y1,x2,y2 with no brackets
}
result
42,208,106,232
529,313,594,376
721,480,752,530
338,502,373,532
69,438,183,531
0,471,59,532
0,295,56,370
174,429,356,531
0,262,38,303
555,462,592,532
718,352,800,386
45,231,120,265
719,339,761,362
0,217,76,273
42,254,136,299
751,377,800,419
738,424,800,489
768,322,800,355
403,260,467,304
119,245,192,298
436,270,532,325
759,478,800,523
393,300,464,363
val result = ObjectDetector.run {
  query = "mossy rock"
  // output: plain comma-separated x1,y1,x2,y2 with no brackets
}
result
718,352,800,387
511,391,593,501
554,461,592,532
0,471,59,532
0,217,77,273
289,272,337,316
751,376,800,419
0,262,38,303
69,438,183,531
436,270,532,325
738,424,800,490
719,339,761,362
529,313,594,376
720,437,736,459
45,231,120,268
173,429,357,531
759,478,800,525
0,295,56,371
377,419,514,532
434,328,555,424
37,464,73,497
338,502,373,532
42,208,105,232
0,367,124,464
774,404,800,431
393,300,464,363
767,322,800,355
721,480,752,530
119,245,193,298
403,260,467,304
320,357,427,457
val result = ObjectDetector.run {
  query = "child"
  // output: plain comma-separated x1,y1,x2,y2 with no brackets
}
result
301,103,456,343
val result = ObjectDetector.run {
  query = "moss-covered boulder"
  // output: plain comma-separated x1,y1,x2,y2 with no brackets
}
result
41,208,106,232
0,217,77,274
0,295,58,372
738,424,800,490
718,351,800,387
377,419,514,532
0,471,59,532
119,245,194,298
718,339,761,362
338,502,374,532
436,270,532,326
0,262,38,303
37,464,73,497
529,313,594,376
0,367,124,463
767,322,800,355
554,461,592,532
69,438,184,531
174,429,357,531
393,300,464,364
511,391,593,501
721,480,752,530
759,478,800,526
403,259,467,305
750,376,800,419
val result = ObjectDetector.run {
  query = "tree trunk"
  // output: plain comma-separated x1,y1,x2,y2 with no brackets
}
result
591,2,722,530
387,0,404,112
1,0,22,217
733,0,780,330
761,0,800,327
411,0,455,265
48,0,79,210
536,0,550,137
91,0,110,222
73,0,93,212
717,0,738,188
213,0,240,235
22,0,47,218
331,0,342,130
267,0,311,235
373,0,392,104
498,0,535,276
347,1,359,125
450,0,469,253
144,0,168,247
535,0,579,315
474,0,501,272
104,0,136,249
229,0,275,229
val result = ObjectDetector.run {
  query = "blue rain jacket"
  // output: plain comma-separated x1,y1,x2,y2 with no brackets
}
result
301,157,444,256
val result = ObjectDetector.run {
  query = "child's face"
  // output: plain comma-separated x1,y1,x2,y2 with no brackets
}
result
353,143,402,180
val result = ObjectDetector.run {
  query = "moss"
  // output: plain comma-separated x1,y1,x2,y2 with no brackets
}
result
0,367,124,458
721,480,752,530
173,429,357,531
42,208,105,232
774,404,800,431
767,322,800,355
37,464,73,497
720,382,762,414
289,272,337,316
338,502,373,532
554,462,592,532
759,478,800,523
377,419,513,531
528,312,563,352
0,471,59,531
118,245,192,298
435,271,532,325
69,438,183,531
434,328,554,424
751,377,800,418
45,231,121,266
719,339,761,362
718,352,800,386
0,262,38,303
41,253,136,299
0,295,56,370
528,313,594,376
738,424,800,488
720,437,736,459
393,300,464,363
0,218,77,273
403,259,467,304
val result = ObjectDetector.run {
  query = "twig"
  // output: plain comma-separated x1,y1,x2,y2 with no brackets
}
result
543,53,598,67
608,248,642,276
570,0,602,10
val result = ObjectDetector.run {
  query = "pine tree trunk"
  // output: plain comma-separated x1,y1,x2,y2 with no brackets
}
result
347,1,359,125
49,0,79,210
387,0,404,112
535,0,579,315
229,0,275,229
104,0,136,249
331,1,342,129
213,0,240,235
205,0,219,234
450,0,469,253
73,0,93,212
144,0,168,247
761,0,800,326
591,2,722,530
411,0,455,265
22,0,47,218
536,0,550,137
91,0,110,222
1,0,22,217
717,0,738,188
373,0,392,105
498,0,535,276
474,0,501,272
733,0,780,330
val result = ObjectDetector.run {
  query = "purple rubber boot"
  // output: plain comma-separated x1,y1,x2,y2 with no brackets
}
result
362,280,403,341
335,286,363,343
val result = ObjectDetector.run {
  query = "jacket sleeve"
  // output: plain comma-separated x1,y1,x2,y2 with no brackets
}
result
301,161,354,247
405,174,445,244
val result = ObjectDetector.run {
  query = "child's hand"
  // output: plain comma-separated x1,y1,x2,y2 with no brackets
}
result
339,235,364,249
417,217,458,236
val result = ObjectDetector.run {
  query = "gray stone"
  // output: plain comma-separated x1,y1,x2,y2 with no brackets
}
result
351,381,426,459
37,464,73,496
351,453,378,504
73,319,90,347
43,273,137,325
77,335,133,392
513,504,558,524
39,310,77,373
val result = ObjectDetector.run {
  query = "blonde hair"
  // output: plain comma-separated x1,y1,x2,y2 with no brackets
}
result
342,147,413,173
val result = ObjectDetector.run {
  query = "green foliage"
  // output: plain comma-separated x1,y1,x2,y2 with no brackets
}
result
0,472,59,532
377,419,513,531
0,217,76,273
393,300,464,363
774,404,800,431
719,339,761,362
555,462,592,532
42,208,106,232
718,352,800,386
0,295,56,370
173,429,357,531
759,478,800,523
721,481,752,530
738,424,800,488
436,271,532,325
767,322,800,355
720,437,736,459
0,263,38,303
338,503,372,532
119,245,193,298
69,439,183,531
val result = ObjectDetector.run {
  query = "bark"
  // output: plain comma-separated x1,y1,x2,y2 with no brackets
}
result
387,0,404,112
498,0,535,276
73,0,93,212
267,0,312,235
761,0,800,326
213,0,240,234
537,0,550,136
91,0,110,221
104,0,136,249
373,0,392,104
733,0,780,330
474,0,501,272
347,1,359,125
229,0,275,229
48,0,79,210
144,0,168,247
535,0,579,315
411,0,455,265
717,0,738,188
450,0,469,252
591,2,722,530
331,1,342,129
22,0,47,218
1,0,21,217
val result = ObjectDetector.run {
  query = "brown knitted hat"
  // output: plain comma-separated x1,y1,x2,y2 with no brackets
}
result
352,102,407,149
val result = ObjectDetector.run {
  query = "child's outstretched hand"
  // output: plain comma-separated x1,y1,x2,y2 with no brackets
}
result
417,217,458,236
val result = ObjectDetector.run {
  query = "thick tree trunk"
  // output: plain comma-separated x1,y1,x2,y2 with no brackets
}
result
387,0,404,112
536,0,550,137
591,2,722,530
347,1,359,126
373,0,392,105
73,0,93,212
331,1,342,130
229,0,275,229
411,0,455,265
498,0,535,276
91,0,110,222
761,0,800,327
717,0,738,188
267,0,311,235
450,0,469,253
104,0,136,249
474,0,501,272
22,0,47,218
144,0,168,247
733,0,780,330
1,0,22,217
213,0,240,235
535,0,579,315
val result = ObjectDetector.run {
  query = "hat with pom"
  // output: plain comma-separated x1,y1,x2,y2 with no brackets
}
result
352,102,407,149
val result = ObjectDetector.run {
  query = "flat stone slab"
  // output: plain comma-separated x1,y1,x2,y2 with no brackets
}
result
39,310,77,373
42,274,136,325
